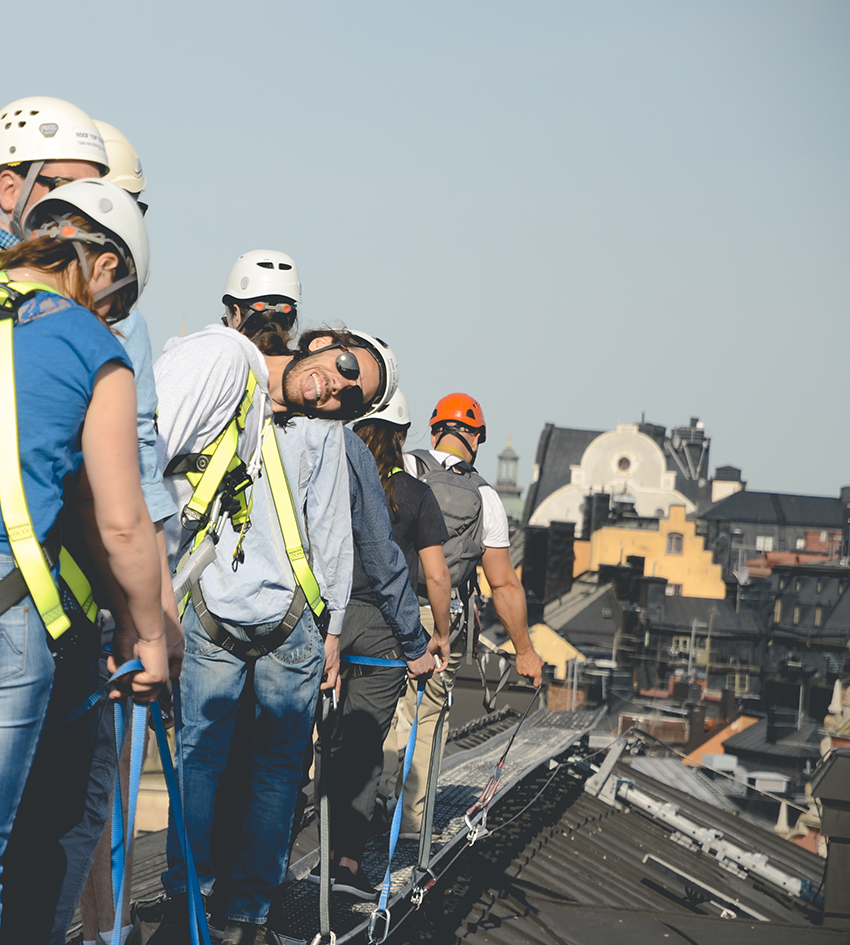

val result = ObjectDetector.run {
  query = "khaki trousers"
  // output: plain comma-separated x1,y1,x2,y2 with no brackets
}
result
397,606,463,834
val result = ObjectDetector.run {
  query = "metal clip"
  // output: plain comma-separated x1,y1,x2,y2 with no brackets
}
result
309,934,336,945
367,908,391,944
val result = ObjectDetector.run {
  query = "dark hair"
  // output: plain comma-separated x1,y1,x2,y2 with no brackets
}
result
355,420,407,520
296,325,358,353
0,213,132,325
235,302,298,356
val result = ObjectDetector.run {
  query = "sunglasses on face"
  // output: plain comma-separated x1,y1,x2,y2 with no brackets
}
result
315,343,362,381
35,174,75,192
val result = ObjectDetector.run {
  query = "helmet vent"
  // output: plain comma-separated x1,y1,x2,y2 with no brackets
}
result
4,124,10,131
257,261,274,269
466,409,476,419
17,122,25,128
278,263,292,270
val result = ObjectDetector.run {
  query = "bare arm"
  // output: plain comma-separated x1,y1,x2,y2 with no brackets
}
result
81,363,167,700
418,544,451,670
156,521,184,680
481,545,543,687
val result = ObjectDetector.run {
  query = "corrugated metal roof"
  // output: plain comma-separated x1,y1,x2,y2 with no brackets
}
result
702,491,844,527
405,757,833,944
628,757,744,811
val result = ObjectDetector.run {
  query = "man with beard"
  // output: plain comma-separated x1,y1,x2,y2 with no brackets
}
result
150,319,395,945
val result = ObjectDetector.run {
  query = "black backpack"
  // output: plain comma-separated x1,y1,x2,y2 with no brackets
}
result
408,449,488,596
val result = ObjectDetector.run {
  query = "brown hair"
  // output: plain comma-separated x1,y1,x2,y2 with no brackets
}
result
355,420,408,520
0,214,132,325
239,306,297,356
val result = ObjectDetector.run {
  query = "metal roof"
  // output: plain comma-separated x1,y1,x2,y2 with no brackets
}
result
405,752,835,944
522,424,603,523
702,491,845,528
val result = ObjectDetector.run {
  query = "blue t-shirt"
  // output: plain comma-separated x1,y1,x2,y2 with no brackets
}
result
0,292,132,551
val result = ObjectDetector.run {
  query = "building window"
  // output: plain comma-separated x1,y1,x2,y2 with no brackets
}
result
666,533,683,555
618,456,631,471
821,530,829,544
795,579,801,593
726,673,750,695
756,535,774,552
774,599,782,622
796,538,806,550
814,607,823,627
793,605,801,625
665,584,683,596
671,635,690,654
817,580,823,594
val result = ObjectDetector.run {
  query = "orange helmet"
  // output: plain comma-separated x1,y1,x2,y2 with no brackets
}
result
429,393,487,443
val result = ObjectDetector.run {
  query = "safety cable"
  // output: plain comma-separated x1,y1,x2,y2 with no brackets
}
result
463,683,542,842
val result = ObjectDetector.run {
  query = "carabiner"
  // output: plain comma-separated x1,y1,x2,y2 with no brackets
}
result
367,908,392,944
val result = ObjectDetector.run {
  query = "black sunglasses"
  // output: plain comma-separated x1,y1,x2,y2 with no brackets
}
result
314,343,362,380
35,174,76,192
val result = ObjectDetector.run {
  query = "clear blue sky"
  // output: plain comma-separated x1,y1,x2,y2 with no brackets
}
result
13,0,849,497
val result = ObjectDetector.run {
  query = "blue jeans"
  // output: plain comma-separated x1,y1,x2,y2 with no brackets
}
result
0,553,55,927
163,600,323,923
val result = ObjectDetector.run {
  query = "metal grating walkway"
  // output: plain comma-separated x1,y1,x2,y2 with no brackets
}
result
273,705,602,943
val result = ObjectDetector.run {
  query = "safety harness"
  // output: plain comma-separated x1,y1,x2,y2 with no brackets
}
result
166,403,329,660
0,274,98,639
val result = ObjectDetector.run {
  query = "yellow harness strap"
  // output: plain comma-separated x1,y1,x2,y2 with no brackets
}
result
59,547,98,623
260,421,326,623
184,371,258,525
0,276,71,637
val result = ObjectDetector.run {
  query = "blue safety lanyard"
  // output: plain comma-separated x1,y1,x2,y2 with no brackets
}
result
151,681,212,945
341,650,425,945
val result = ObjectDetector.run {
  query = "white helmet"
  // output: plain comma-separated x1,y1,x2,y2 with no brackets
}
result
353,387,410,428
222,250,301,304
0,97,108,237
345,329,399,416
23,178,150,314
94,120,146,194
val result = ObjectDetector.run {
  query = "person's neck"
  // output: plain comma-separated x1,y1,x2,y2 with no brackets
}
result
435,440,471,462
4,265,61,291
263,353,296,412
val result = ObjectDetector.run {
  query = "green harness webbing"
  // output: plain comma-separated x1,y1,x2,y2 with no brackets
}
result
260,420,327,627
0,277,73,637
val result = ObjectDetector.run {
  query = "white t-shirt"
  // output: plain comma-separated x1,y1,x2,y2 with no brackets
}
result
403,449,509,549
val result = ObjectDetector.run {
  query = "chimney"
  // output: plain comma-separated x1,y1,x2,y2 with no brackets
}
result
810,749,850,929
545,521,575,601
522,525,548,603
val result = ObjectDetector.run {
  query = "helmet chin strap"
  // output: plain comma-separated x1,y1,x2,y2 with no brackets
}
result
434,426,477,464
9,161,44,239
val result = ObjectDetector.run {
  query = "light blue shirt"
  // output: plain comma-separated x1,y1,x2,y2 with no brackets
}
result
200,416,353,633
117,310,177,524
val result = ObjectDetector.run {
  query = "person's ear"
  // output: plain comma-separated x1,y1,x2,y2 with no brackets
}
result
91,251,120,282
307,334,334,352
0,169,23,215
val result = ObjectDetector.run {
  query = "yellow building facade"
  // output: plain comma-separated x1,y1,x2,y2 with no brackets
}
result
588,505,725,599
